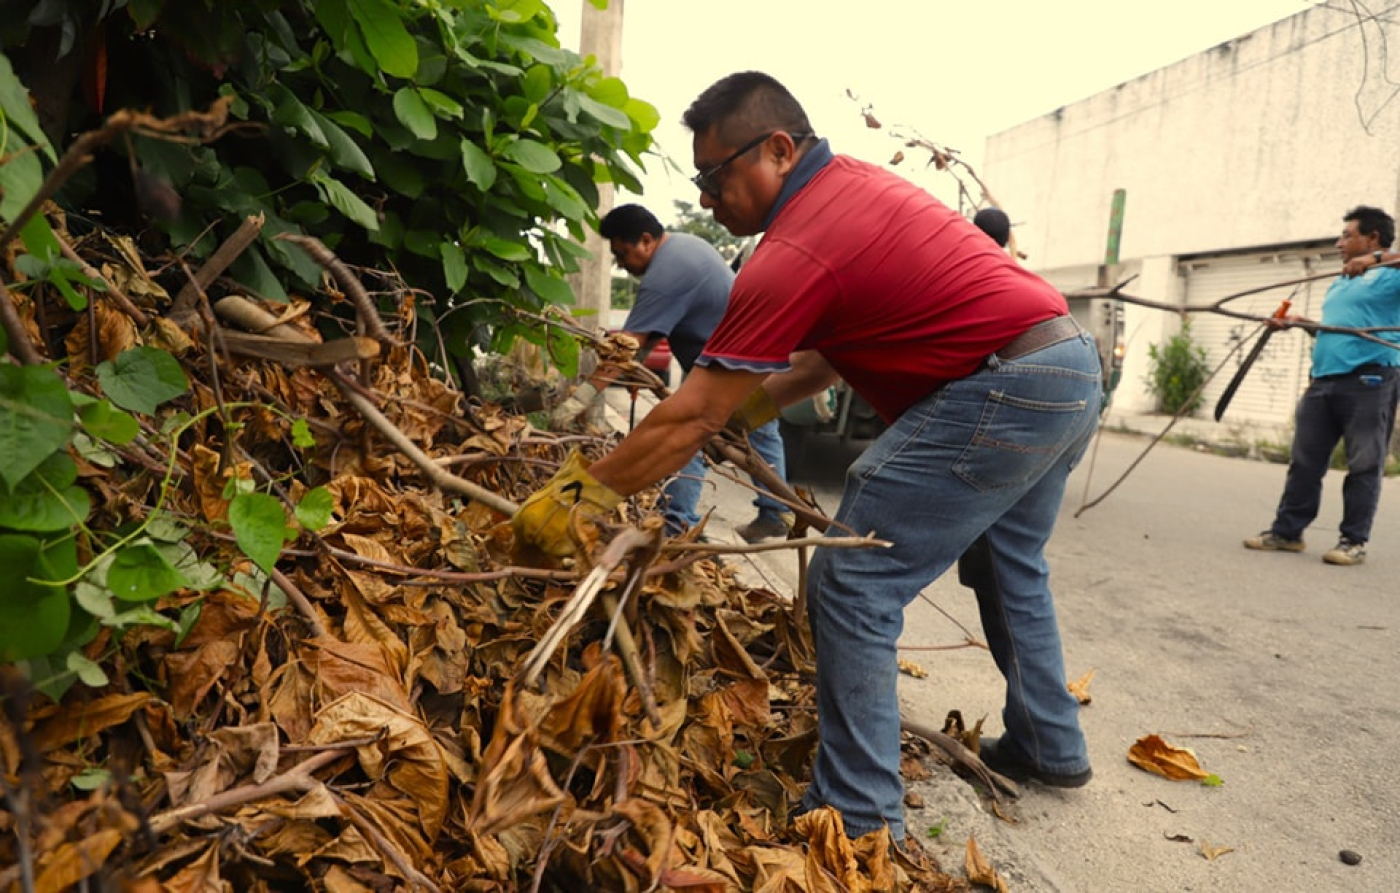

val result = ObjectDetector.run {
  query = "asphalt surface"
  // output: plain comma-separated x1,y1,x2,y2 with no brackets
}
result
664,410,1400,892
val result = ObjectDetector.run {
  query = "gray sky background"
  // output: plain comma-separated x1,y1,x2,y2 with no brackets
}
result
553,0,1324,221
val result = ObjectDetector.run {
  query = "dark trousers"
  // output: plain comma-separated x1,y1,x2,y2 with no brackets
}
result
1272,368,1400,544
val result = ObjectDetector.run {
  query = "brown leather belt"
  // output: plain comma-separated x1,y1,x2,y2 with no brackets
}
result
994,315,1084,362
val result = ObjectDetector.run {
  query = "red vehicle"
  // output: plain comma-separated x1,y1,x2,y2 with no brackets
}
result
639,338,672,386
606,309,673,386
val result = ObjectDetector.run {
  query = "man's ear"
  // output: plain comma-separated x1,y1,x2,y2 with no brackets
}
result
769,132,802,176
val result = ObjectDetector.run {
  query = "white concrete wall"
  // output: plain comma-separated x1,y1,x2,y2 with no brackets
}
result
985,7,1400,271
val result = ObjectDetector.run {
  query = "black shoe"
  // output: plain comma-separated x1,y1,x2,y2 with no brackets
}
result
735,512,793,544
979,737,1092,788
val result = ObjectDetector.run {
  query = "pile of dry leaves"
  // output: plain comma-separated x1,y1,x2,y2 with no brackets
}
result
0,212,975,891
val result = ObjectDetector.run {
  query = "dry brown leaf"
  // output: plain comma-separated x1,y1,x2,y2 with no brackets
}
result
897,658,928,678
164,639,241,719
29,692,151,753
965,834,1009,892
308,691,450,840
1067,667,1096,704
162,841,232,893
468,682,568,837
1128,734,1211,781
33,829,124,893
1200,839,1236,861
163,722,281,822
189,444,252,523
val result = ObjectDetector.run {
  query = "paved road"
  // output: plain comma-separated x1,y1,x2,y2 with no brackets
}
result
692,425,1400,892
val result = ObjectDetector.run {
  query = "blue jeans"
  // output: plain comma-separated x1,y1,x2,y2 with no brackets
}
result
662,418,788,533
802,332,1102,840
1271,367,1400,544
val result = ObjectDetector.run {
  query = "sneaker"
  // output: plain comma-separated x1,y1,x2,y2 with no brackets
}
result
978,736,1092,788
1322,538,1366,565
1243,531,1305,552
735,513,792,544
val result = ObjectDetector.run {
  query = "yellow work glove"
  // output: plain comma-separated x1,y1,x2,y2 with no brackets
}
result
512,450,623,558
728,388,780,435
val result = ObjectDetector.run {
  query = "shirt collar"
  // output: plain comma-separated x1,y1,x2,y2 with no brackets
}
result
762,137,833,231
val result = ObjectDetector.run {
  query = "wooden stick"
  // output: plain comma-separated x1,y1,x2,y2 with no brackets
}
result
56,233,150,327
517,527,656,688
277,234,395,345
0,279,42,364
170,214,264,314
210,294,518,516
148,748,346,834
899,717,1019,803
269,567,327,638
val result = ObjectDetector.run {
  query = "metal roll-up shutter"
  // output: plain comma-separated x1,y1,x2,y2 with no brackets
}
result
1180,250,1324,426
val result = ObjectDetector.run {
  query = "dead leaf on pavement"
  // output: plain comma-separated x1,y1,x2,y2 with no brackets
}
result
1068,667,1096,704
965,834,1009,892
1128,733,1211,780
898,658,929,678
1200,839,1236,860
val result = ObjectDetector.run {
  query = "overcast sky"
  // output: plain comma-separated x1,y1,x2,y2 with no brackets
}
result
553,0,1324,221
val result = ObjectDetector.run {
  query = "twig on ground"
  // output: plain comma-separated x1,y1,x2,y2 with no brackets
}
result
899,717,1020,804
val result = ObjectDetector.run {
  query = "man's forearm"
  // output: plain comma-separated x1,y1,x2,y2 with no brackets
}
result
589,399,715,496
763,349,842,408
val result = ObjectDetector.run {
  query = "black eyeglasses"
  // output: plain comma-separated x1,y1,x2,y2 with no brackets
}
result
691,131,812,198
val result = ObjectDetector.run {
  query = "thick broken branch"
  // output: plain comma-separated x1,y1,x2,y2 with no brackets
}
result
210,294,518,517
277,234,396,346
171,214,265,315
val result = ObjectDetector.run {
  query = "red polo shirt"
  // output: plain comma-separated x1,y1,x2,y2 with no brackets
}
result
698,155,1067,421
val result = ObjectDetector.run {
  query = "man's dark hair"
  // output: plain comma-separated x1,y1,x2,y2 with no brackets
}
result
599,204,664,242
682,71,812,144
973,208,1012,248
1344,205,1395,248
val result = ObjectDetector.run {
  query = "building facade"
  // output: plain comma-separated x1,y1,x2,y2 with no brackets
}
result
983,5,1400,441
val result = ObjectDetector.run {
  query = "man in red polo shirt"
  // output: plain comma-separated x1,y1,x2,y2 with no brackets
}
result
515,71,1102,842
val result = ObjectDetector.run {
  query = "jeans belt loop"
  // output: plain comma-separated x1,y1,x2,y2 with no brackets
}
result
993,315,1083,363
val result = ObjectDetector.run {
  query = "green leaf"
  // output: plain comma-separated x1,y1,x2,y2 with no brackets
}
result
546,326,580,378
291,417,315,448
481,237,532,262
96,347,189,415
347,0,419,79
312,172,380,231
460,139,497,190
0,452,90,532
0,363,74,490
66,652,109,688
270,86,328,147
106,605,179,632
393,87,438,141
416,87,463,120
77,399,139,445
441,241,467,292
576,93,631,130
543,175,587,220
0,52,56,160
108,541,189,602
295,486,334,532
229,492,290,575
71,766,112,790
1201,774,1225,787
175,599,203,647
309,109,375,179
503,138,562,174
0,534,73,662
523,264,574,305
74,581,116,621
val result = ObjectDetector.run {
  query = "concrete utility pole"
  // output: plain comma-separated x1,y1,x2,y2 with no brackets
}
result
571,0,624,323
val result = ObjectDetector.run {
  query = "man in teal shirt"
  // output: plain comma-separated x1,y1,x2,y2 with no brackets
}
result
1245,205,1400,565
